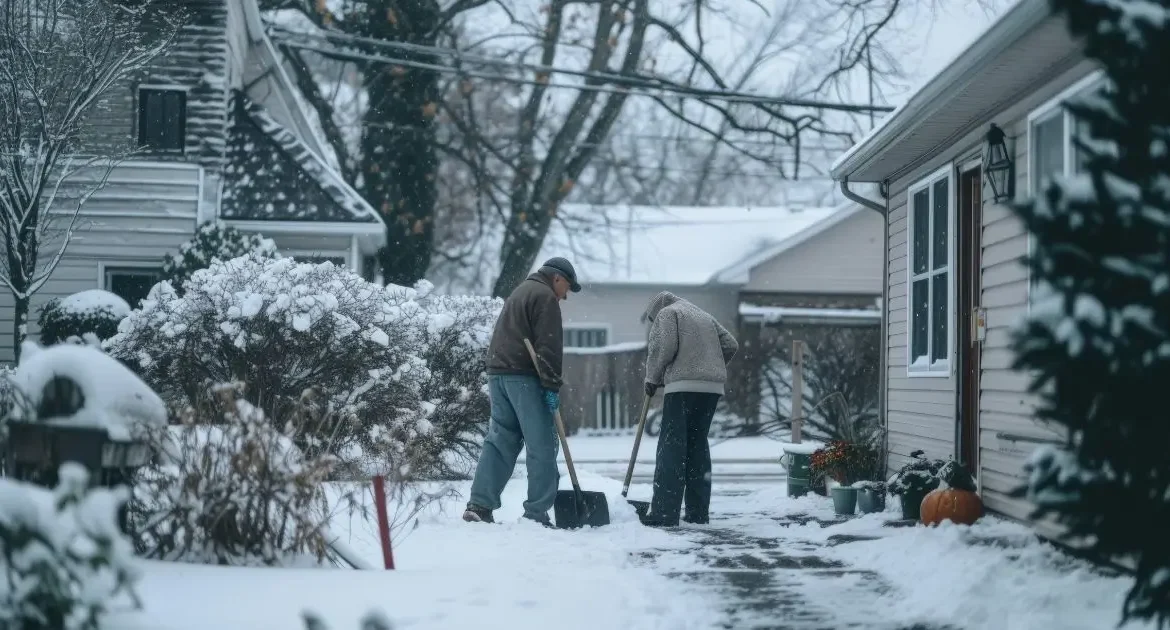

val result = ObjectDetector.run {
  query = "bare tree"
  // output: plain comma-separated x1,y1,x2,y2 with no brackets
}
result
0,0,178,361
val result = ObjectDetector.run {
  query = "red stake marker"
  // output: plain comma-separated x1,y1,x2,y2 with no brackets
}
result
372,475,395,570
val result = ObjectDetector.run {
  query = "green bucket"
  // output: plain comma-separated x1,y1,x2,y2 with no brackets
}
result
781,450,812,498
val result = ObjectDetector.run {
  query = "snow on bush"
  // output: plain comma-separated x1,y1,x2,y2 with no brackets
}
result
37,290,130,347
0,463,139,630
130,382,343,566
8,343,167,441
161,221,279,294
106,253,501,479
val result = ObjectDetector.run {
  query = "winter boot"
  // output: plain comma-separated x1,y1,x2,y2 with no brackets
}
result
523,512,555,529
638,511,680,528
462,503,494,523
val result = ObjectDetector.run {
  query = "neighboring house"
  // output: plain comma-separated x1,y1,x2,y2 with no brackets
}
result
536,203,883,432
829,0,1092,529
0,0,385,364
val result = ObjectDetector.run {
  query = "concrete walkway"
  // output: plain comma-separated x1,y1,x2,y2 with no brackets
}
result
633,486,962,630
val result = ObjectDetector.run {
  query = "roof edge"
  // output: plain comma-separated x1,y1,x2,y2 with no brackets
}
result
710,202,861,284
830,0,1049,181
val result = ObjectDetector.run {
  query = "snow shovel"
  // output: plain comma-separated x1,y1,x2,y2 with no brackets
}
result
622,394,653,518
522,339,611,529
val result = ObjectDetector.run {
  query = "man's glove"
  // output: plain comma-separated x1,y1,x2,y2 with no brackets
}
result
645,382,659,397
543,389,560,413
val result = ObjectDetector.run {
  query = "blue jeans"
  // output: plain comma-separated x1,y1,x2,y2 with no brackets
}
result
469,375,560,520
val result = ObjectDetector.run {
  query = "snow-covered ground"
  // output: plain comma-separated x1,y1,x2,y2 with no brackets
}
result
109,469,1145,630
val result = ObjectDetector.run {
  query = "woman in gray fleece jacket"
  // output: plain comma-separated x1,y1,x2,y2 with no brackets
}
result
640,291,738,527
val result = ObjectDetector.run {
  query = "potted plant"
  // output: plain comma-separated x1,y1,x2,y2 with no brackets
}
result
810,440,874,516
886,450,945,520
853,480,886,514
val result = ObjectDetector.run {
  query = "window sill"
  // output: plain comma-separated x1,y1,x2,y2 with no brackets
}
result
906,364,950,378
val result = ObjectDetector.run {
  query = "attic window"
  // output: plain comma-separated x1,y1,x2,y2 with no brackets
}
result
137,88,186,152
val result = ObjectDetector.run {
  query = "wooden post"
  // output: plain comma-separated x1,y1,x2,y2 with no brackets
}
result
372,475,395,570
791,339,804,444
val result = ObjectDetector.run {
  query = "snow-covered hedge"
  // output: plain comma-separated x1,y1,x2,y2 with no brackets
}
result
0,464,139,630
37,290,130,347
161,221,279,294
105,253,501,478
131,382,339,566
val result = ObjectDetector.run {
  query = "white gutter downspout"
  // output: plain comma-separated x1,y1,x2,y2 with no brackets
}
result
840,177,891,474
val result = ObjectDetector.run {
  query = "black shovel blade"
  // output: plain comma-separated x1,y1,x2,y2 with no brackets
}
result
554,489,610,529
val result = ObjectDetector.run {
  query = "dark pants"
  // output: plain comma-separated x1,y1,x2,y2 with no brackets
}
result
650,392,721,525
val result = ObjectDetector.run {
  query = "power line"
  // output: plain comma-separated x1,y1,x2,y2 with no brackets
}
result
269,25,895,114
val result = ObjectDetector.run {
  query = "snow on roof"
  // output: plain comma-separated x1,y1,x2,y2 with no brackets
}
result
830,0,1036,177
537,204,845,286
222,91,379,223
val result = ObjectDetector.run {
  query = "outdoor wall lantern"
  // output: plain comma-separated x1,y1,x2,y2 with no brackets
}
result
983,123,1014,204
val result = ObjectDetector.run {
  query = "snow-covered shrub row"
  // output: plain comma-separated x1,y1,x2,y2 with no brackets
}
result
0,464,139,630
130,382,341,566
105,253,501,479
161,221,280,294
37,290,130,347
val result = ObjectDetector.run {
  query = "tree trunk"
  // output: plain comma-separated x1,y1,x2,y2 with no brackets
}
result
357,1,441,288
492,206,545,298
13,294,29,364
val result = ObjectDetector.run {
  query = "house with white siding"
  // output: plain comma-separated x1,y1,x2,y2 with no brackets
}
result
0,0,385,364
829,0,1095,528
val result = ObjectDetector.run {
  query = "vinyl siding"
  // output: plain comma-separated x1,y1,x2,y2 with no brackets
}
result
878,59,1099,528
0,162,202,365
744,209,883,295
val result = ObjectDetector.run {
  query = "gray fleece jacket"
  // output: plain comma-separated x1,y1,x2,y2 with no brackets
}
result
643,291,739,395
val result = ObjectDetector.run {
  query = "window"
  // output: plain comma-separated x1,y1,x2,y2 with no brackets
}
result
104,267,162,310
564,326,608,348
137,88,187,152
906,164,953,376
1026,71,1107,304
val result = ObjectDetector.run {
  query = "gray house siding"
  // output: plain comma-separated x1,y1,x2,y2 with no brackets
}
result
880,59,1098,521
744,209,884,295
0,162,202,364
81,0,229,167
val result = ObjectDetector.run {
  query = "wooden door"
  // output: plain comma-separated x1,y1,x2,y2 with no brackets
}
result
957,167,983,478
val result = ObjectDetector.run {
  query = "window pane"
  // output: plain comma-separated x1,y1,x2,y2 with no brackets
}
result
1072,115,1091,174
911,279,929,363
1032,113,1065,190
912,190,929,275
932,178,948,270
107,270,161,310
931,272,949,364
138,89,185,151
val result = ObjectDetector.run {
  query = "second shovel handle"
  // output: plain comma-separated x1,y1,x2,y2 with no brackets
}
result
622,394,653,496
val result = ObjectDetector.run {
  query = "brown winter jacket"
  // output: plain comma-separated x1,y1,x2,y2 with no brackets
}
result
486,271,564,391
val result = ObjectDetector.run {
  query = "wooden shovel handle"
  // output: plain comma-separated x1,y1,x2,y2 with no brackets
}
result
622,394,653,497
522,338,581,492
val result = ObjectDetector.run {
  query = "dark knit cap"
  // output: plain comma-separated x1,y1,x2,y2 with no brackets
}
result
540,256,581,292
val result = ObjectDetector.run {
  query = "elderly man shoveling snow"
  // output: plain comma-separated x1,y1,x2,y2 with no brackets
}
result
638,291,738,528
463,257,581,528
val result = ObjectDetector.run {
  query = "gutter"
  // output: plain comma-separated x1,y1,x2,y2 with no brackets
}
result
839,179,885,216
830,0,1048,181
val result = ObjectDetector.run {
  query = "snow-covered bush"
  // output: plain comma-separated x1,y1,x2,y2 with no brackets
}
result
161,221,279,293
37,290,130,347
106,253,500,478
131,382,341,566
0,463,140,630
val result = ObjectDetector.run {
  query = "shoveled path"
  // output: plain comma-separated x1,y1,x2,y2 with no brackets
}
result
631,486,964,630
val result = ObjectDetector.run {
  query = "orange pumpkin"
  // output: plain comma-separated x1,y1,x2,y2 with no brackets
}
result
920,488,983,526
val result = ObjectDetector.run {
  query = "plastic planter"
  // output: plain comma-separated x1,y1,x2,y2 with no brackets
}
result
831,486,858,516
857,488,886,514
781,449,813,498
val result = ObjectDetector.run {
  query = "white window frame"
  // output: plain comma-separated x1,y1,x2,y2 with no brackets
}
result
563,323,611,349
1025,70,1108,309
98,261,163,308
905,162,956,378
